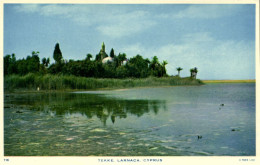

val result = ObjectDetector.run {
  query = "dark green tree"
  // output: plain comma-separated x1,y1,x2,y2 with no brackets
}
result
150,56,163,77
151,56,159,69
95,53,101,61
42,57,50,67
42,58,46,65
193,67,198,79
27,51,40,73
117,53,127,66
116,66,128,78
4,42,170,79
86,54,93,61
190,68,194,78
110,48,115,58
127,55,150,78
53,43,63,63
161,60,168,77
4,53,17,75
16,59,27,75
190,67,198,78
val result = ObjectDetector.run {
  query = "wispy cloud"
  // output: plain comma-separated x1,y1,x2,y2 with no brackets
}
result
13,4,243,39
15,4,86,16
14,4,157,38
181,32,214,42
166,5,243,19
14,4,40,13
97,10,156,38
122,32,254,79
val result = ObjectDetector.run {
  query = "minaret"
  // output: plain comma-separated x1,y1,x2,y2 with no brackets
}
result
100,42,106,60
102,42,105,52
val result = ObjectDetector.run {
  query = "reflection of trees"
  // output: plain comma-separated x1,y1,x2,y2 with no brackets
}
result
7,93,166,125
52,93,166,125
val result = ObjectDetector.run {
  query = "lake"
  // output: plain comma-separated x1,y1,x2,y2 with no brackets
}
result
4,83,255,156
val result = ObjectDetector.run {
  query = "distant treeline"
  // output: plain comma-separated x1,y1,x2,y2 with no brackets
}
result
4,42,170,78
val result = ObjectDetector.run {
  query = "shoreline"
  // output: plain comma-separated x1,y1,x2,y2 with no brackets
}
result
4,74,255,94
4,84,204,94
202,79,255,83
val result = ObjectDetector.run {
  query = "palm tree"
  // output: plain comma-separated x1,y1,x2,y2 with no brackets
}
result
161,60,168,76
46,58,50,66
193,67,198,79
151,56,159,68
148,56,159,76
190,68,194,78
162,60,168,66
176,67,183,77
190,67,198,79
32,51,40,58
42,57,50,67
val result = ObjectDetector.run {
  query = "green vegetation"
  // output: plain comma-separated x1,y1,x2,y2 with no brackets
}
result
4,42,202,91
4,42,170,78
4,74,203,91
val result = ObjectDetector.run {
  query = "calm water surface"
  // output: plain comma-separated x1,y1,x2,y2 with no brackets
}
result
4,83,255,156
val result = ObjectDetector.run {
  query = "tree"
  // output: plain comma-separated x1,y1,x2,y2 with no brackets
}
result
150,56,163,77
42,57,50,67
53,43,63,63
150,56,159,70
127,55,150,78
95,53,101,61
86,54,92,61
3,43,171,79
42,58,46,65
118,53,127,66
4,54,17,75
46,58,50,66
190,67,198,79
32,51,39,56
190,68,194,78
193,67,198,79
176,67,183,77
4,55,11,75
16,59,27,75
116,66,128,78
27,51,40,73
161,60,168,76
110,48,115,58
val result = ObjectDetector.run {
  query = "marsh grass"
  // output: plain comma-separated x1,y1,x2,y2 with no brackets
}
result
4,73,203,92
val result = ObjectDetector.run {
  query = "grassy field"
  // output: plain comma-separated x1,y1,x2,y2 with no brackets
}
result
4,73,204,92
203,79,255,83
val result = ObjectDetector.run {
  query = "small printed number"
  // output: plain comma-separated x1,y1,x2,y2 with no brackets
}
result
4,159,9,162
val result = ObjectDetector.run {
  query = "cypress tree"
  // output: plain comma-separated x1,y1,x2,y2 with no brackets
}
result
110,48,115,58
53,43,62,63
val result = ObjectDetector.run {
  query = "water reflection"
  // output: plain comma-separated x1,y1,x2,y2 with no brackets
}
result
4,84,255,156
5,93,166,125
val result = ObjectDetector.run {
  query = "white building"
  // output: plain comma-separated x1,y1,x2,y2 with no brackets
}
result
102,56,114,64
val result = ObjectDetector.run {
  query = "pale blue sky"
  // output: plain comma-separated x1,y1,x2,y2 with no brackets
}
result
4,4,256,80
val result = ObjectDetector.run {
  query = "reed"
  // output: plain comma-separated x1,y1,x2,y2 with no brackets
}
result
4,74,204,91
